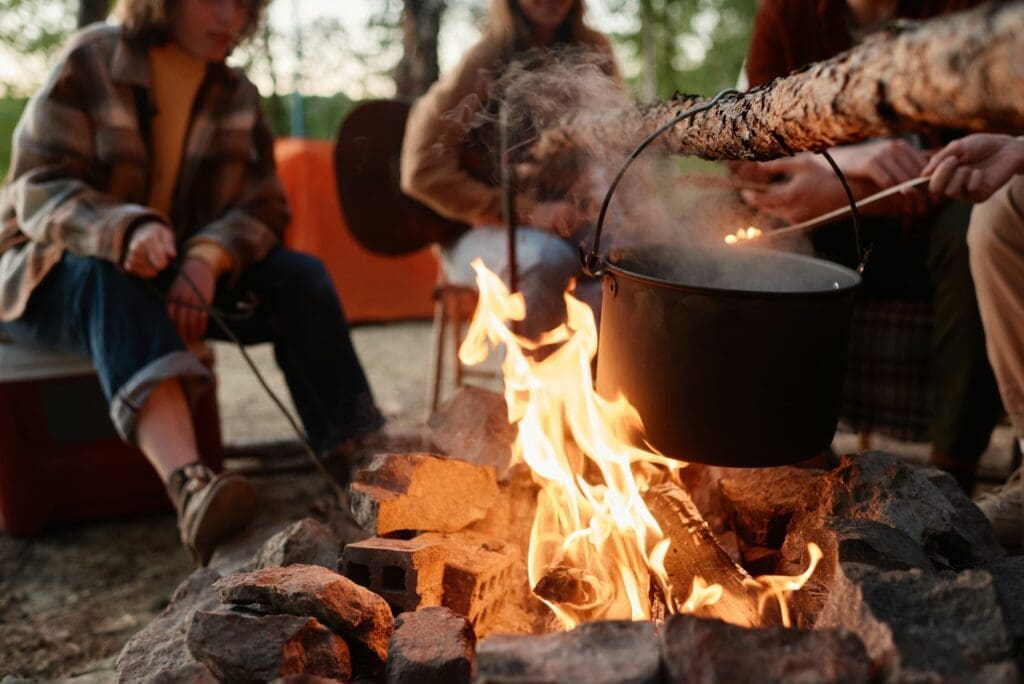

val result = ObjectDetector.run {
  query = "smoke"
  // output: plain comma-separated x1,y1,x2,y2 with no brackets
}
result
446,47,827,290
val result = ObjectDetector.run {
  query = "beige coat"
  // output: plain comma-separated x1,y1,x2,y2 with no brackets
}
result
400,32,618,228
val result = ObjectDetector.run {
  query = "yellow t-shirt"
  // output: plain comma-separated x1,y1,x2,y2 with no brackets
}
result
148,43,233,276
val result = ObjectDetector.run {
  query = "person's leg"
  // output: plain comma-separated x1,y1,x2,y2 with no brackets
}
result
208,249,385,457
967,176,1024,552
926,201,1004,492
0,254,253,563
442,226,594,339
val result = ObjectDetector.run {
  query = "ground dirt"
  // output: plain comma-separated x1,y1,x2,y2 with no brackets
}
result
0,320,1016,681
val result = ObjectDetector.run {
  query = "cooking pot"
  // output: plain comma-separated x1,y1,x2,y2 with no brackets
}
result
584,90,864,466
595,244,860,466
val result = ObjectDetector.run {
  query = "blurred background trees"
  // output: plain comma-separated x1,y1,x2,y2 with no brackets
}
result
0,0,757,176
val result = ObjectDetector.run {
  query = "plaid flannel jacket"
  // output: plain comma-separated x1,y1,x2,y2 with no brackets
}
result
0,24,289,321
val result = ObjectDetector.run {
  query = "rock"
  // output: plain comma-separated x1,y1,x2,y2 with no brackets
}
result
475,620,660,684
660,614,870,683
923,467,1006,562
428,386,515,475
385,607,475,684
216,564,394,662
816,562,1018,682
778,514,934,627
718,466,820,546
810,452,1005,568
350,453,500,536
256,518,343,570
981,556,1024,671
187,609,350,682
147,663,218,683
116,568,222,683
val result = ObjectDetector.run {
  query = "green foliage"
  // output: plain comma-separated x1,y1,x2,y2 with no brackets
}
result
0,97,27,179
610,0,757,99
262,92,357,140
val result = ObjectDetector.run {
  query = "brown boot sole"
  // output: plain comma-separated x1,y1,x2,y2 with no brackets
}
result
183,474,258,566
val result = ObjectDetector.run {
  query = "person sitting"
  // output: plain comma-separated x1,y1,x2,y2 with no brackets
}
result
400,0,622,339
924,133,1024,552
0,0,384,565
732,0,1003,492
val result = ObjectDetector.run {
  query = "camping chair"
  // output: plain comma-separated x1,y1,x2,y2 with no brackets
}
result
334,99,502,418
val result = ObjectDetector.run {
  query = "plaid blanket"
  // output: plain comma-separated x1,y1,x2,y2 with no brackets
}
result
840,300,934,443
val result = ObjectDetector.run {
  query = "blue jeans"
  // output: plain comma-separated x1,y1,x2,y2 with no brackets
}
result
0,249,384,452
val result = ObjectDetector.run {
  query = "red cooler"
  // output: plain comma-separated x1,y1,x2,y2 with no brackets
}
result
0,342,223,536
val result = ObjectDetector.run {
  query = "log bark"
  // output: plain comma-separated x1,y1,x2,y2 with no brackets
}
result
644,483,763,628
525,2,1024,171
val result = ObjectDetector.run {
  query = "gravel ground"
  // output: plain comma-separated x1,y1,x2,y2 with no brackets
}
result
0,319,1016,681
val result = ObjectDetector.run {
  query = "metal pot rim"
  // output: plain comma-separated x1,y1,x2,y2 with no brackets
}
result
604,247,862,299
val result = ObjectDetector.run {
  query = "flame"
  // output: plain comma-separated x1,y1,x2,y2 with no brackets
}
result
460,259,688,628
724,226,763,245
744,542,824,627
459,258,821,630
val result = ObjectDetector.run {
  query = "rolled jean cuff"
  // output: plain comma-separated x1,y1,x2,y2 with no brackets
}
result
111,350,212,443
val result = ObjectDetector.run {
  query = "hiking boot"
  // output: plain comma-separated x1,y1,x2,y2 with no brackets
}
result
974,463,1023,553
167,463,258,566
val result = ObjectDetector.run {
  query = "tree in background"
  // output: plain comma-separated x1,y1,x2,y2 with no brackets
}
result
614,0,757,100
77,0,108,26
394,0,447,98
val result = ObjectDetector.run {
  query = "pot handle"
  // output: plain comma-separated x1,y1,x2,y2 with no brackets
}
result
582,88,868,276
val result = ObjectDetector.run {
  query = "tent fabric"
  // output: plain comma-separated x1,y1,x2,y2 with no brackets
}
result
275,138,438,323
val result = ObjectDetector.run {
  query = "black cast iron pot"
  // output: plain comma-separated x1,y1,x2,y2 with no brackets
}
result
594,244,861,466
582,89,866,467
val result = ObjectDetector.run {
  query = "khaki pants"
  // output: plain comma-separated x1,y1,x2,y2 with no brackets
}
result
968,175,1024,436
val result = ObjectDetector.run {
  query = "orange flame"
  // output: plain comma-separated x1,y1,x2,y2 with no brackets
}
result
744,542,824,627
459,258,821,630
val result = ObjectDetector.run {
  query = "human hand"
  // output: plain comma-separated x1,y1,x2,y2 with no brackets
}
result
123,222,176,278
167,257,216,343
922,134,1024,203
829,139,930,213
738,155,848,224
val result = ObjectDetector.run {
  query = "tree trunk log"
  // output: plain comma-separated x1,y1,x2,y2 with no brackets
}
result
527,2,1024,169
77,0,109,28
394,0,446,98
644,483,764,628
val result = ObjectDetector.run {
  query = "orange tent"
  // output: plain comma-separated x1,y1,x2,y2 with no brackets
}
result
275,138,438,323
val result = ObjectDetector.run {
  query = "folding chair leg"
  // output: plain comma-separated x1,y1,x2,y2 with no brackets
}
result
426,295,447,420
449,295,465,388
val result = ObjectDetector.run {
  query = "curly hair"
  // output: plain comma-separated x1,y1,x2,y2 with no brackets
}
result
113,0,269,48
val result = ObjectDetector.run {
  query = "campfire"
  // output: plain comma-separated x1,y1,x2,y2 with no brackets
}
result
117,257,1019,683
458,258,821,630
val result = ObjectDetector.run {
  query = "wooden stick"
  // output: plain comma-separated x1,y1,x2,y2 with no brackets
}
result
753,176,931,242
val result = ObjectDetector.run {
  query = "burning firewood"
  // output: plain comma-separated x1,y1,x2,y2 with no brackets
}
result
643,482,764,628
520,2,1024,189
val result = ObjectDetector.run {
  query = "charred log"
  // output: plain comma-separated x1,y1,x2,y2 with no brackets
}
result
644,483,763,628
523,2,1024,181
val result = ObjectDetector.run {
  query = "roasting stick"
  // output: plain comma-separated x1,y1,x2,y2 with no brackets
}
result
753,175,932,242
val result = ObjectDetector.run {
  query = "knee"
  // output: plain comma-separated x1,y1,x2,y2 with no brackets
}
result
270,251,336,298
966,187,1015,265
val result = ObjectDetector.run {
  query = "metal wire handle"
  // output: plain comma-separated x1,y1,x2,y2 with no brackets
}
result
581,87,868,276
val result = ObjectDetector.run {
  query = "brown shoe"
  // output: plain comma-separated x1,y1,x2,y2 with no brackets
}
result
167,463,258,566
